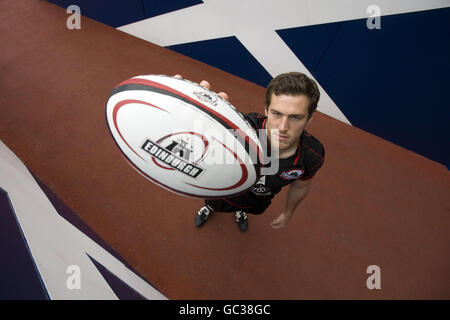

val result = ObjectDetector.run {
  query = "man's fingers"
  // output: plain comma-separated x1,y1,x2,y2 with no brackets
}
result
218,92,229,101
174,76,228,101
199,80,211,89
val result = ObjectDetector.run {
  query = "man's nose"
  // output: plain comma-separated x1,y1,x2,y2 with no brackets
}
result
278,116,289,132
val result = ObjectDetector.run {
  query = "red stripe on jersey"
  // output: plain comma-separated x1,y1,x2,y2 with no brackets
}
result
302,143,324,160
293,146,301,166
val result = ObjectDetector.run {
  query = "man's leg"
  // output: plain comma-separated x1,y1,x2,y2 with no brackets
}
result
194,203,214,227
195,199,271,231
194,199,236,227
234,211,248,231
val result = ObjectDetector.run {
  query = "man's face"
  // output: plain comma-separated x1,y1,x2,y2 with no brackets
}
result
265,93,311,153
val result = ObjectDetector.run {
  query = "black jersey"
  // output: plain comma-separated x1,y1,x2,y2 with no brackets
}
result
220,112,325,210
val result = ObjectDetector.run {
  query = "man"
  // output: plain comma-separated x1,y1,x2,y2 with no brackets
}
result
190,72,325,231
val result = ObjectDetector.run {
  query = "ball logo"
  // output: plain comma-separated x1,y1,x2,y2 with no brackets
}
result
141,132,208,179
106,74,269,198
193,91,218,106
162,137,193,162
280,169,304,180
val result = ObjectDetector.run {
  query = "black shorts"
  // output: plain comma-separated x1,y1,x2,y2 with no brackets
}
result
205,198,271,215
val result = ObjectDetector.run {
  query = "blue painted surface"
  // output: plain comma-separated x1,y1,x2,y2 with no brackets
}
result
167,36,273,87
88,254,146,300
43,1,450,166
0,188,49,300
47,0,203,27
32,173,160,298
280,8,450,168
32,173,134,272
277,21,344,73
143,0,203,19
47,0,144,27
0,171,162,299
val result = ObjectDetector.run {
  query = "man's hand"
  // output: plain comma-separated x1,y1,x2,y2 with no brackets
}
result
174,74,229,101
270,179,312,229
270,212,292,229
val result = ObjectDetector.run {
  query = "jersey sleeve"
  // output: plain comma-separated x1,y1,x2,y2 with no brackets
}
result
299,142,325,180
243,112,263,130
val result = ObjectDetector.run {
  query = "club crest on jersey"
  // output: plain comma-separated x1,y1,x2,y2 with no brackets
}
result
251,183,272,196
280,169,304,180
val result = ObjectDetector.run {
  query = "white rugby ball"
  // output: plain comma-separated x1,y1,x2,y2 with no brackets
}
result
106,74,263,198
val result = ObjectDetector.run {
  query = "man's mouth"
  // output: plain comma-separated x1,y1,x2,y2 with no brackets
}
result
273,133,289,141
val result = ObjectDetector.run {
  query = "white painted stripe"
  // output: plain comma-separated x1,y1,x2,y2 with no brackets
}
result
116,0,449,125
118,0,450,46
0,140,167,300
118,2,234,46
303,0,450,27
235,29,351,123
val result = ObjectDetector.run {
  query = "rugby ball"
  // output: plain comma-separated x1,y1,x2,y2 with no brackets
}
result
106,74,263,198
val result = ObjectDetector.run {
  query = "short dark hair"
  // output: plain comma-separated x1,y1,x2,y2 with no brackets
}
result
265,72,320,119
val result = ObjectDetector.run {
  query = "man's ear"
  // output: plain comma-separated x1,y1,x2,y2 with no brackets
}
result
265,106,268,117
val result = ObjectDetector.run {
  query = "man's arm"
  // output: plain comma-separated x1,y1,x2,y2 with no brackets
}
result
270,178,312,229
